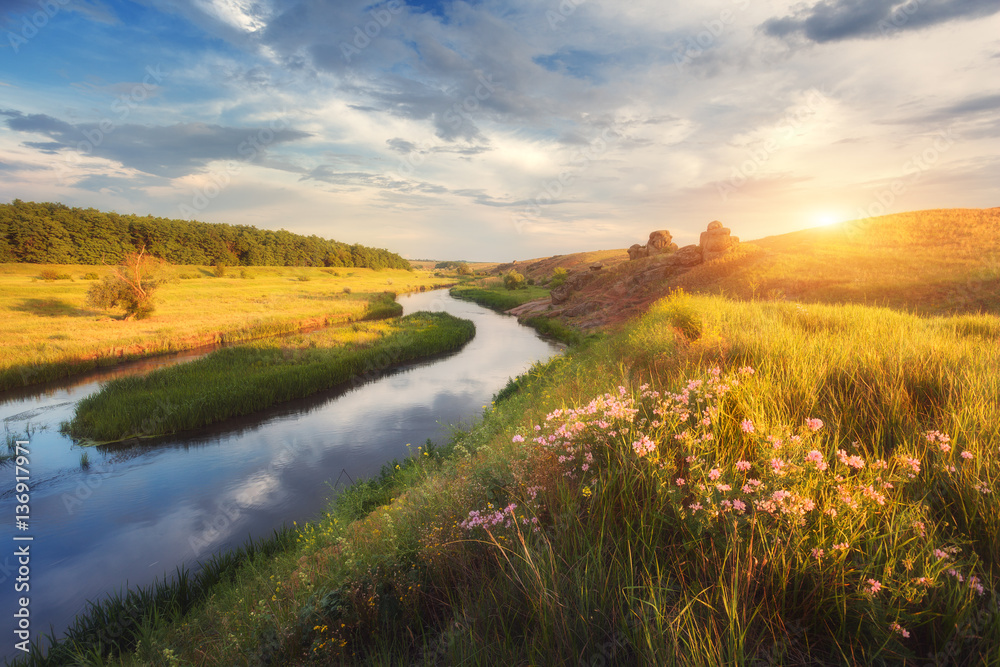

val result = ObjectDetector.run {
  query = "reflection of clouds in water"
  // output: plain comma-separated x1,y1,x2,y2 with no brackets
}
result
228,470,283,510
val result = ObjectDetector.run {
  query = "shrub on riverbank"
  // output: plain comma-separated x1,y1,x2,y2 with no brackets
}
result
33,292,1000,664
66,311,475,443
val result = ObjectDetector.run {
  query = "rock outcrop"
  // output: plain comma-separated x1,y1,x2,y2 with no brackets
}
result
700,220,739,262
628,230,678,261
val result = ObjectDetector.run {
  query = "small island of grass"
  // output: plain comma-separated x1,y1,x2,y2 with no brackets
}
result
65,310,475,444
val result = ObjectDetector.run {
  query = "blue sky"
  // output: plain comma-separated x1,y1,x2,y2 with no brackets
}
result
1,0,998,260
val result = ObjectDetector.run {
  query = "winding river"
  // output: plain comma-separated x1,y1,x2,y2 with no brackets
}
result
0,290,562,660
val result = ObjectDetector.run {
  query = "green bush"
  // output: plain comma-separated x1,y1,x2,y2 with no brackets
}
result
37,269,71,281
550,267,568,288
82,272,99,280
503,270,526,290
214,263,227,278
87,276,158,319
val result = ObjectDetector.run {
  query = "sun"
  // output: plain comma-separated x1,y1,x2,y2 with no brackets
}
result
813,211,843,227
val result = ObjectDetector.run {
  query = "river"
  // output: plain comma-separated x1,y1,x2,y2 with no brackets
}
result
0,290,561,661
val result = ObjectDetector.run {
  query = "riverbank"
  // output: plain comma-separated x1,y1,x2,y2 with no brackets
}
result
66,311,476,443
0,263,455,391
450,281,585,345
21,290,1000,665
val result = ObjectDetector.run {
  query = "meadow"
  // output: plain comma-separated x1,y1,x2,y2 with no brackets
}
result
0,263,453,391
66,311,476,443
22,289,1000,665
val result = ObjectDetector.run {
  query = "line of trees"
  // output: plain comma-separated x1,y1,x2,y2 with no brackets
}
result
0,200,411,270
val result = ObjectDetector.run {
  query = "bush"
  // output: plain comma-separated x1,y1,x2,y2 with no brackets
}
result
298,275,311,282
457,263,474,276
38,269,71,281
87,276,158,319
550,267,568,288
503,270,526,290
239,269,253,279
214,263,227,278
86,248,164,320
82,272,99,280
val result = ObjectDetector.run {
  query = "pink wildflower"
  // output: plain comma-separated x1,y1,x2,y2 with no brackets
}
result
688,502,703,511
675,478,686,487
716,484,732,493
806,418,824,431
511,434,525,443
925,430,952,453
833,542,849,551
890,622,910,638
735,460,752,472
741,419,755,434
731,499,746,513
770,458,786,475
805,450,828,471
709,468,722,481
961,451,974,460
632,435,657,457
812,548,825,560
866,579,882,595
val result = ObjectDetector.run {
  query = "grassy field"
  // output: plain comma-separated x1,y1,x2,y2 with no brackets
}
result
25,289,1000,665
66,311,476,443
0,263,454,391
676,208,1000,315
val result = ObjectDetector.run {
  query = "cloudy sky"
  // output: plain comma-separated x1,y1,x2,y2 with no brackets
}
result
1,0,998,260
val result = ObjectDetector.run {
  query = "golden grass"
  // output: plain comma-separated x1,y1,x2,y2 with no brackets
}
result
676,208,1000,314
0,263,452,390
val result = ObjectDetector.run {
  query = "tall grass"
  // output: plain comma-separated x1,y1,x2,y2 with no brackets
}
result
41,292,1000,665
66,312,475,443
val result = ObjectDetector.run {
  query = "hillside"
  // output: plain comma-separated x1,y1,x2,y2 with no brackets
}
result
0,200,411,269
499,208,1000,329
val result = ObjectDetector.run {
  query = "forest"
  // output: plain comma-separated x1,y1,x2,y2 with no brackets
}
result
0,200,412,270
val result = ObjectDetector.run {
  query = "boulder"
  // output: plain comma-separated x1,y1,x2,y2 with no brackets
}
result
628,230,677,261
589,262,604,272
627,243,649,261
699,220,738,262
647,230,679,254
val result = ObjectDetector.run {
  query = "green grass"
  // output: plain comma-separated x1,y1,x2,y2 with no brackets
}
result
30,291,1000,665
66,311,475,443
450,281,549,312
0,263,452,391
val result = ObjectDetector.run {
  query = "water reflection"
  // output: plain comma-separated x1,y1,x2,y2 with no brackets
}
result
0,291,560,659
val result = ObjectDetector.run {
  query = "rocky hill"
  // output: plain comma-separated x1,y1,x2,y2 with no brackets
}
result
501,208,1000,329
